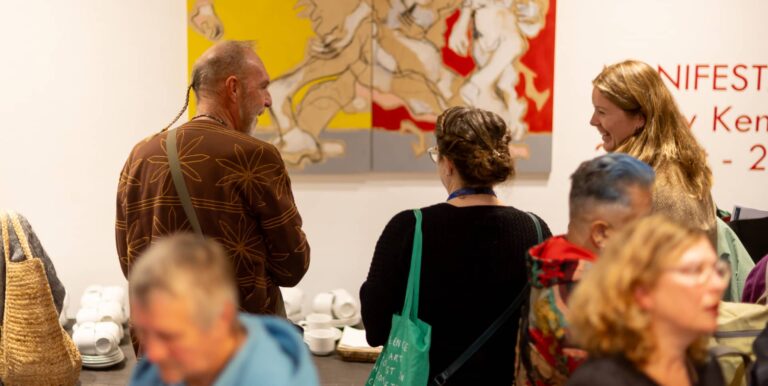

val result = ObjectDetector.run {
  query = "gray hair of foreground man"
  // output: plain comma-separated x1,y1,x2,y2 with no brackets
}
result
129,234,238,328
569,153,655,219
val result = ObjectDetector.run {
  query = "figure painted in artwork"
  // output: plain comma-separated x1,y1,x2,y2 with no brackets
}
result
370,0,462,155
267,0,373,166
190,0,225,41
371,0,551,157
447,0,549,141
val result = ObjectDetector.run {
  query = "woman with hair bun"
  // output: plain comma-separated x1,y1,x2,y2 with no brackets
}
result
361,106,551,385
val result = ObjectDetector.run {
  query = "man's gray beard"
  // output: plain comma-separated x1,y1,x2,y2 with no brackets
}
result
238,105,259,136
246,115,261,137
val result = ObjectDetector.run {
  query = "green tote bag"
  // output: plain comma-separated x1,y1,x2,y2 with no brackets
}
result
367,209,432,386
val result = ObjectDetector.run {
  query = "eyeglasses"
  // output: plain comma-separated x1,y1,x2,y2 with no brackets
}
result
427,146,439,163
667,259,731,285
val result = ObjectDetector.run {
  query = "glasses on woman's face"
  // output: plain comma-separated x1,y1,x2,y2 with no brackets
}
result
427,146,439,163
667,259,731,286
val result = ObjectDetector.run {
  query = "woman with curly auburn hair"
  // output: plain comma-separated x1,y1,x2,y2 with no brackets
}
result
590,60,716,244
566,215,729,386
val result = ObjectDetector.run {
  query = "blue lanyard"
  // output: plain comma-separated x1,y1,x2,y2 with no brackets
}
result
447,187,496,201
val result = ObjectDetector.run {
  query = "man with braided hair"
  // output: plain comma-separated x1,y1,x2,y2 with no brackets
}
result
116,41,310,330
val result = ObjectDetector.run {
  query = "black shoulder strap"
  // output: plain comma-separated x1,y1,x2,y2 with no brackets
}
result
527,212,544,245
430,212,543,385
167,128,204,237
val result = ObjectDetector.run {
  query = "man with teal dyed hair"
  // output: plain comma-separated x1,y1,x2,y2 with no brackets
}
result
515,153,655,386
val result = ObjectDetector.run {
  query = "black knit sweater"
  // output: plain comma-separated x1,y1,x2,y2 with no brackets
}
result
360,203,551,385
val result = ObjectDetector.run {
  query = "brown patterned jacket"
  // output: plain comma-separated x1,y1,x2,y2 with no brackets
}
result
116,120,310,315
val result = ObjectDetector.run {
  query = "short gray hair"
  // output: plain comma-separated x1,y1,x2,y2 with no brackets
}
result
569,153,655,219
129,234,238,328
191,40,255,97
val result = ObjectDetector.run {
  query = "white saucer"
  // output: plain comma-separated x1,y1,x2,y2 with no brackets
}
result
329,314,361,328
82,348,125,368
303,327,342,343
82,348,123,359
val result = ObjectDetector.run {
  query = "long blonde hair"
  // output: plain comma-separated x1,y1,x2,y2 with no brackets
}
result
568,215,710,366
592,60,712,199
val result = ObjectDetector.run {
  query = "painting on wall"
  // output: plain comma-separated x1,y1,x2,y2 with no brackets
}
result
188,0,556,174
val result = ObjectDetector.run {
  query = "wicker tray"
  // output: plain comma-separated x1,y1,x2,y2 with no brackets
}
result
336,344,382,363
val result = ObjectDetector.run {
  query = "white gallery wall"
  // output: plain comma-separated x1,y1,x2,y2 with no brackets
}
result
0,0,766,317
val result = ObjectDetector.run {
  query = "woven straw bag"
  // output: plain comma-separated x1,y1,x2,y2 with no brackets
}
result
0,211,81,385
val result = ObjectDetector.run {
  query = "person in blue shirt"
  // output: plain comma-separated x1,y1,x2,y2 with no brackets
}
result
128,234,319,386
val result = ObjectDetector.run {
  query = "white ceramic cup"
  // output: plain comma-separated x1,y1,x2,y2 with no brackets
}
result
98,301,125,324
304,328,337,356
281,287,304,315
76,307,99,324
300,313,332,331
73,325,118,355
101,286,126,305
72,326,96,355
80,291,102,309
330,289,358,319
94,321,123,341
312,292,334,316
73,321,95,333
94,332,118,355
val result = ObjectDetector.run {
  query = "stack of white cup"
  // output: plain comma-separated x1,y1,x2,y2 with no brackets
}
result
312,288,360,324
72,285,127,368
300,288,360,356
300,313,342,356
72,321,123,355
